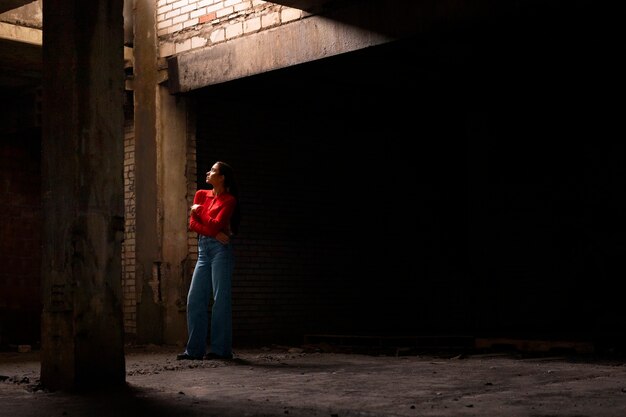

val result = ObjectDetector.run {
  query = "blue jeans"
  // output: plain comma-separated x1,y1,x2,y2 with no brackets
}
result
184,235,234,357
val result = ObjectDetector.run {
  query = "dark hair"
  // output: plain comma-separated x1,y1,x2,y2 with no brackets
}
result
216,161,241,235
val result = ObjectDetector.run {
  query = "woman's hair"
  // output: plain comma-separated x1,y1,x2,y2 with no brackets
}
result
216,161,241,235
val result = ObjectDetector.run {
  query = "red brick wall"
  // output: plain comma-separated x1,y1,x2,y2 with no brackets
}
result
0,129,42,347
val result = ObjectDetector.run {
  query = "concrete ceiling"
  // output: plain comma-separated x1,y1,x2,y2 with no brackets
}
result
0,0,41,91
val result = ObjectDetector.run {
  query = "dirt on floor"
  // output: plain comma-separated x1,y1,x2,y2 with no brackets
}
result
1,343,626,417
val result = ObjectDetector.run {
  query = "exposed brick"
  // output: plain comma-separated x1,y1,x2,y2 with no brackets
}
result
191,36,208,49
216,6,234,18
261,10,279,28
173,13,189,25
168,23,183,34
225,21,243,39
190,7,206,18
183,18,199,29
281,7,301,23
159,42,175,57
172,0,188,9
243,16,261,33
210,28,225,43
165,8,182,19
181,3,198,14
198,11,216,23
175,38,192,53
157,4,173,16
157,19,173,30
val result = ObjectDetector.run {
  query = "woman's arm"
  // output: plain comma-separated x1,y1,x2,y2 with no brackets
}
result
190,195,235,238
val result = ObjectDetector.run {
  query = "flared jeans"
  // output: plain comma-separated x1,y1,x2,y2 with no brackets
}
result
184,235,234,358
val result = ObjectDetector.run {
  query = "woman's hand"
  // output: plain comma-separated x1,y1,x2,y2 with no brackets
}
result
190,204,200,215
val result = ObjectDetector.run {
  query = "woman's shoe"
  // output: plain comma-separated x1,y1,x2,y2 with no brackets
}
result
176,353,203,360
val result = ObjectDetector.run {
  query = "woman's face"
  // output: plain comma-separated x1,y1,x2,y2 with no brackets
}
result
206,163,223,186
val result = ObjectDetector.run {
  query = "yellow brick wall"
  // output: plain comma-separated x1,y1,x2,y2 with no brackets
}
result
122,120,136,335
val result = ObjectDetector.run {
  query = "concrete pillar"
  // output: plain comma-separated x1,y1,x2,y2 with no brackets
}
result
40,0,125,391
133,0,163,343
158,87,192,345
133,0,192,344
123,0,134,47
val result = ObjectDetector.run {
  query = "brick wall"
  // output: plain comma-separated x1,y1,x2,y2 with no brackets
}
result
0,128,42,347
122,118,137,335
156,0,305,58
190,61,454,345
186,108,198,271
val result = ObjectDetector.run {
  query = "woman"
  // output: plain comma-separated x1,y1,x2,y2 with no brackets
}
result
177,161,240,360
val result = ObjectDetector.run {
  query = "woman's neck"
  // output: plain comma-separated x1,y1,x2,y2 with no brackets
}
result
213,185,225,196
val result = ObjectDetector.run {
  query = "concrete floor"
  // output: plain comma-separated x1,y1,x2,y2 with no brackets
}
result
1,344,626,417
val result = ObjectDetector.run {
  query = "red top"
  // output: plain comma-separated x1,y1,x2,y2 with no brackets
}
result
189,189,236,237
